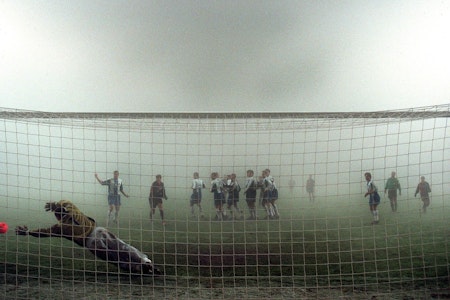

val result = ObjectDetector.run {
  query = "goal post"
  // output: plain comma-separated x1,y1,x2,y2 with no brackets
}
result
0,105,449,299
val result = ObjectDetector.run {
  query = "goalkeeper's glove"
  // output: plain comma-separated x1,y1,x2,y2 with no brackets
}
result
45,202,57,212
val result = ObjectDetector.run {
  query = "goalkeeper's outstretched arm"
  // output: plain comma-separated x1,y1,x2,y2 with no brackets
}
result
15,225,62,238
15,202,67,238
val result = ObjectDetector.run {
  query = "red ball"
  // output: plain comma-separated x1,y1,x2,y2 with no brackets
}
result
0,222,8,234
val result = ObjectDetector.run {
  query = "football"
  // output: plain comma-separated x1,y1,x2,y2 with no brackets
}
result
0,222,9,234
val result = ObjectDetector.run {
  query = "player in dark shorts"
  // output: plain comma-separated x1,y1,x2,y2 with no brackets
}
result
95,171,129,226
364,172,381,225
384,171,401,212
261,169,276,219
306,175,315,202
226,173,243,219
244,170,258,220
149,174,168,225
415,176,431,213
265,169,280,218
190,172,206,217
210,172,226,220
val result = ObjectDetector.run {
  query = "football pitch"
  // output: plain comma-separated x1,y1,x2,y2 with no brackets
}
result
1,195,449,299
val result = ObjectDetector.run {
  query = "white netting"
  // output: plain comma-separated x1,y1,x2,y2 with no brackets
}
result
0,104,449,299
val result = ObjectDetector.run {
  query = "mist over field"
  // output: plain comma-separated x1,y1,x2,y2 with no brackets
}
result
1,115,448,228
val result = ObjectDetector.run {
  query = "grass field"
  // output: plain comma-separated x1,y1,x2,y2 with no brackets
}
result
1,194,449,299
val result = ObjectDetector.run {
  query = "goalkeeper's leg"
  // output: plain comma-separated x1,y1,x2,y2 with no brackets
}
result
86,227,162,275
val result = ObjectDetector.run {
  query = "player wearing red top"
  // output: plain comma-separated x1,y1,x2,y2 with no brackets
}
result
149,174,168,225
415,176,431,213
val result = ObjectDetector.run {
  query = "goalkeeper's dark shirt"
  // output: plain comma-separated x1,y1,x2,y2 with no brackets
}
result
27,200,96,247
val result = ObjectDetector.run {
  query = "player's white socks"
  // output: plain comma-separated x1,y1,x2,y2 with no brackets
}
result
373,210,379,221
272,204,279,216
266,205,274,217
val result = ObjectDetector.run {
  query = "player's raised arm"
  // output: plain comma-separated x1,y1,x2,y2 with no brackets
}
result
94,173,103,184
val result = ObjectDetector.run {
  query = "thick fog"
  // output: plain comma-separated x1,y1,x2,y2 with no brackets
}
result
1,1,450,112
1,115,448,224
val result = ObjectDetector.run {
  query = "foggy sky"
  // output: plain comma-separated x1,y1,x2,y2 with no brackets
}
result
1,0,449,112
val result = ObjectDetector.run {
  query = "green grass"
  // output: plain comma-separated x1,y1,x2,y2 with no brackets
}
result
1,196,449,292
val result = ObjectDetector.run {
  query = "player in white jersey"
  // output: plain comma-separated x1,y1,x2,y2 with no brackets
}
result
262,169,278,219
190,172,205,217
265,169,280,219
226,173,243,219
210,172,227,220
95,171,129,226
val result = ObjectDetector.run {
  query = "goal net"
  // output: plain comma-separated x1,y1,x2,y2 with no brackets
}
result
1,105,449,299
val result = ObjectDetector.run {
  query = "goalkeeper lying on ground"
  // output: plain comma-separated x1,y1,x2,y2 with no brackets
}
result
15,200,161,275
